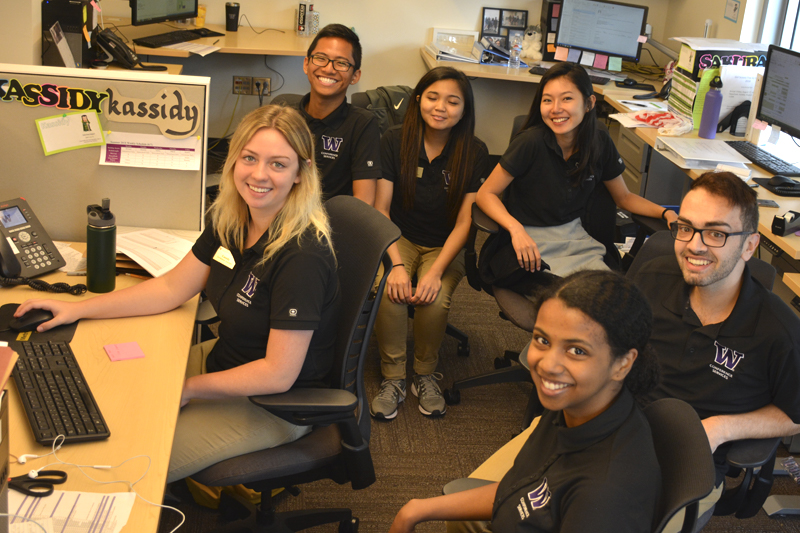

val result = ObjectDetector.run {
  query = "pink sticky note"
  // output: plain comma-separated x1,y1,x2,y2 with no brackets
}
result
637,35,647,43
105,342,145,362
554,46,569,61
90,0,101,11
594,54,608,69
567,48,582,63
753,119,768,131
552,4,560,17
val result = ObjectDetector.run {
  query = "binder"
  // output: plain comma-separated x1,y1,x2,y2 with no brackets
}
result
654,136,750,169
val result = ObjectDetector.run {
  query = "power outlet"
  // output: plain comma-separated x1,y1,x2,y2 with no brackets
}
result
252,77,271,96
233,76,252,95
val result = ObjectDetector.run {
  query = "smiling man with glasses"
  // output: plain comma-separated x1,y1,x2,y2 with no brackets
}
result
293,24,381,205
632,171,800,532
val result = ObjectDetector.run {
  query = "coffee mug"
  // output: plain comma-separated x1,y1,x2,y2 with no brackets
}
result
225,2,239,32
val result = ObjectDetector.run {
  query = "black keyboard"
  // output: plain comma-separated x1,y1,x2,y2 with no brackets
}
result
133,28,223,49
528,65,610,85
726,141,800,177
11,341,110,446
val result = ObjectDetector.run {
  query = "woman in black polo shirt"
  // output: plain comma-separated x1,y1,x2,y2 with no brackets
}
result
476,63,678,278
369,67,491,420
15,105,340,482
389,270,661,532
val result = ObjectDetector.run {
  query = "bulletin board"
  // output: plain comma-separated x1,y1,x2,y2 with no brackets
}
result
0,64,210,242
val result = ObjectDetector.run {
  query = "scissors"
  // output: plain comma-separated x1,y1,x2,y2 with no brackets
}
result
9,470,68,497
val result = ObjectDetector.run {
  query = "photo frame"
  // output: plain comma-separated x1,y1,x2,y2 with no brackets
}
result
484,35,508,50
501,9,528,29
481,8,501,36
431,28,480,55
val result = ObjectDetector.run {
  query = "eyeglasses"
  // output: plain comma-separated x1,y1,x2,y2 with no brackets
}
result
669,222,752,248
308,54,354,72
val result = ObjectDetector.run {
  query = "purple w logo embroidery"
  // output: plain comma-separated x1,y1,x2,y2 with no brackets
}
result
527,478,551,510
321,135,343,152
442,170,451,189
241,272,259,298
713,341,745,370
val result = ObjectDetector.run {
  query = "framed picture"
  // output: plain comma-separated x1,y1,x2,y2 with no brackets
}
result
431,28,480,55
485,35,508,50
482,8,501,35
508,29,524,43
501,9,528,29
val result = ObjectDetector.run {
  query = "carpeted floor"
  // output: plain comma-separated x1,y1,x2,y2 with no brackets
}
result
157,276,800,533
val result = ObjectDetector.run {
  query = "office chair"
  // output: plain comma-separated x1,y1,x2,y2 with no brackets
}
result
190,196,401,533
627,230,782,521
645,398,716,533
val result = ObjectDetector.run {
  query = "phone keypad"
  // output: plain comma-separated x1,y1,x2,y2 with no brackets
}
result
22,242,56,270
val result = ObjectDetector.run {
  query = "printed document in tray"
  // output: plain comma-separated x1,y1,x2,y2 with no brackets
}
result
654,136,750,170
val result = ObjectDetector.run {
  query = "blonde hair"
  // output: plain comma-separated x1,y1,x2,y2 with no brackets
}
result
209,105,333,263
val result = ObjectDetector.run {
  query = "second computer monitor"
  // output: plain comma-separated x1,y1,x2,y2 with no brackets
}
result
131,0,198,26
757,45,800,141
556,0,648,64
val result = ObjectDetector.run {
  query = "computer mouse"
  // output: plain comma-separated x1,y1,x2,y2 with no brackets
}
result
768,174,798,187
9,309,55,332
623,78,637,86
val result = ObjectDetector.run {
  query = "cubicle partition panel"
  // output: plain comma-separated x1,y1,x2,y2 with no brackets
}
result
0,64,209,242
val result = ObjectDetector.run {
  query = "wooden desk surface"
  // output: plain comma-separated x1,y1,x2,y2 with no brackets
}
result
603,93,800,261
118,20,312,58
4,252,198,533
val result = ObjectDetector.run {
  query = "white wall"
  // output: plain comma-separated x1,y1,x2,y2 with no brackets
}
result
2,0,751,153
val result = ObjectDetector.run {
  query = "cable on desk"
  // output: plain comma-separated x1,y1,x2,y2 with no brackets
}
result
239,14,285,34
0,277,87,295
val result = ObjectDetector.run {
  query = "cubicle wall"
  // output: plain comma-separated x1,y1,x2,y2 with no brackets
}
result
0,64,209,242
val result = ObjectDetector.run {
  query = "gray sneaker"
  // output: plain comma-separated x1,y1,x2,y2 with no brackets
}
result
411,373,446,417
370,378,406,420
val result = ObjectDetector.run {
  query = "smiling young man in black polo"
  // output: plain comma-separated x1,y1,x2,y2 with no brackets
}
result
296,24,381,205
632,171,800,531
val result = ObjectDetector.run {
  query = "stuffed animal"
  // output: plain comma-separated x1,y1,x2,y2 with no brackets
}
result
520,25,543,62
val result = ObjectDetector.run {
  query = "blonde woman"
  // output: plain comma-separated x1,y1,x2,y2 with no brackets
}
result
15,105,341,482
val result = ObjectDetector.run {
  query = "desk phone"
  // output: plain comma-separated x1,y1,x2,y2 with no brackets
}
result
0,198,65,279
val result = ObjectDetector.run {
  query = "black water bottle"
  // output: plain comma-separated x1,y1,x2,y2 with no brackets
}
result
87,198,116,293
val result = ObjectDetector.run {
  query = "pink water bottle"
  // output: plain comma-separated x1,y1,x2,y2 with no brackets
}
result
699,76,723,139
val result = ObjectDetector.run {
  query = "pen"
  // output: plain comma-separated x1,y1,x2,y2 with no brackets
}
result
212,39,220,45
124,273,150,280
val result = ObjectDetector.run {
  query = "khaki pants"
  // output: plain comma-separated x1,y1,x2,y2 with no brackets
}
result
375,236,466,379
167,339,311,483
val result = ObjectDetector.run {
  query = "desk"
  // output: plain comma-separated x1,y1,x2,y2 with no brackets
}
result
603,92,800,262
118,21,312,59
3,246,199,532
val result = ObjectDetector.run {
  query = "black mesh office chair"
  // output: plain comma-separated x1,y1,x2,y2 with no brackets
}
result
190,196,400,532
627,230,782,522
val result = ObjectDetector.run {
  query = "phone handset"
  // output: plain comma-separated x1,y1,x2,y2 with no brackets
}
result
0,236,21,278
96,29,167,72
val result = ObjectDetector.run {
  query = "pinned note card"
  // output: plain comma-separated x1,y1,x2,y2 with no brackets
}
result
580,51,595,67
552,4,560,16
593,54,608,69
547,33,555,44
547,44,556,53
554,47,569,61
608,56,622,71
104,342,146,362
567,48,581,63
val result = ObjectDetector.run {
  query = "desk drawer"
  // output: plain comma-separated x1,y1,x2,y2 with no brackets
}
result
616,126,648,174
621,166,643,195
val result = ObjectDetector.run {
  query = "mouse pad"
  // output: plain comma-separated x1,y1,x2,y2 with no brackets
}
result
0,303,79,347
753,178,800,197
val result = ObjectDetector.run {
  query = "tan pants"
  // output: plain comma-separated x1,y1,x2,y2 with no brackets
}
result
167,339,311,483
375,236,466,379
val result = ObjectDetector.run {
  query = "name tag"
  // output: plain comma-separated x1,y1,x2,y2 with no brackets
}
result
416,167,424,178
212,246,235,269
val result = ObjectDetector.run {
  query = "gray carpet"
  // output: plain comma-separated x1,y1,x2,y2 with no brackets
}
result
157,277,800,532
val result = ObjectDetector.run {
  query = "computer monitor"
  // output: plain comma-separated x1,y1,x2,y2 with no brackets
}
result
756,45,800,141
130,0,197,26
555,0,648,64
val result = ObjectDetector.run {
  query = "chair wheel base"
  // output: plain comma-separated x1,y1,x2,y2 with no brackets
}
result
494,357,511,369
444,389,461,405
339,517,359,532
457,344,470,357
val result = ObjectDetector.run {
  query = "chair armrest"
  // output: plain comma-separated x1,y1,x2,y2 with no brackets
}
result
726,437,781,470
471,203,499,234
195,299,220,325
250,388,357,413
631,214,669,234
442,478,495,495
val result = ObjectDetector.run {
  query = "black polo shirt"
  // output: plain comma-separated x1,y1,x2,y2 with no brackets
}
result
634,256,800,483
380,125,490,248
499,125,625,227
192,223,340,388
492,388,660,533
296,93,382,199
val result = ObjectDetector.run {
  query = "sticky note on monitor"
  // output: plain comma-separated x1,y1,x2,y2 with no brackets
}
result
637,35,647,43
554,47,569,61
547,44,556,53
594,54,608,69
105,341,146,362
608,56,622,71
567,48,581,63
580,52,595,67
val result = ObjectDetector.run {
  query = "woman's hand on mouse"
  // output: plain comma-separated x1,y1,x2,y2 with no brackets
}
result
14,299,79,332
386,265,413,305
410,270,442,306
509,226,541,272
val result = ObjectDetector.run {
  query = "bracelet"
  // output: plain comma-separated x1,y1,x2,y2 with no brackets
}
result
392,263,404,269
661,208,670,221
